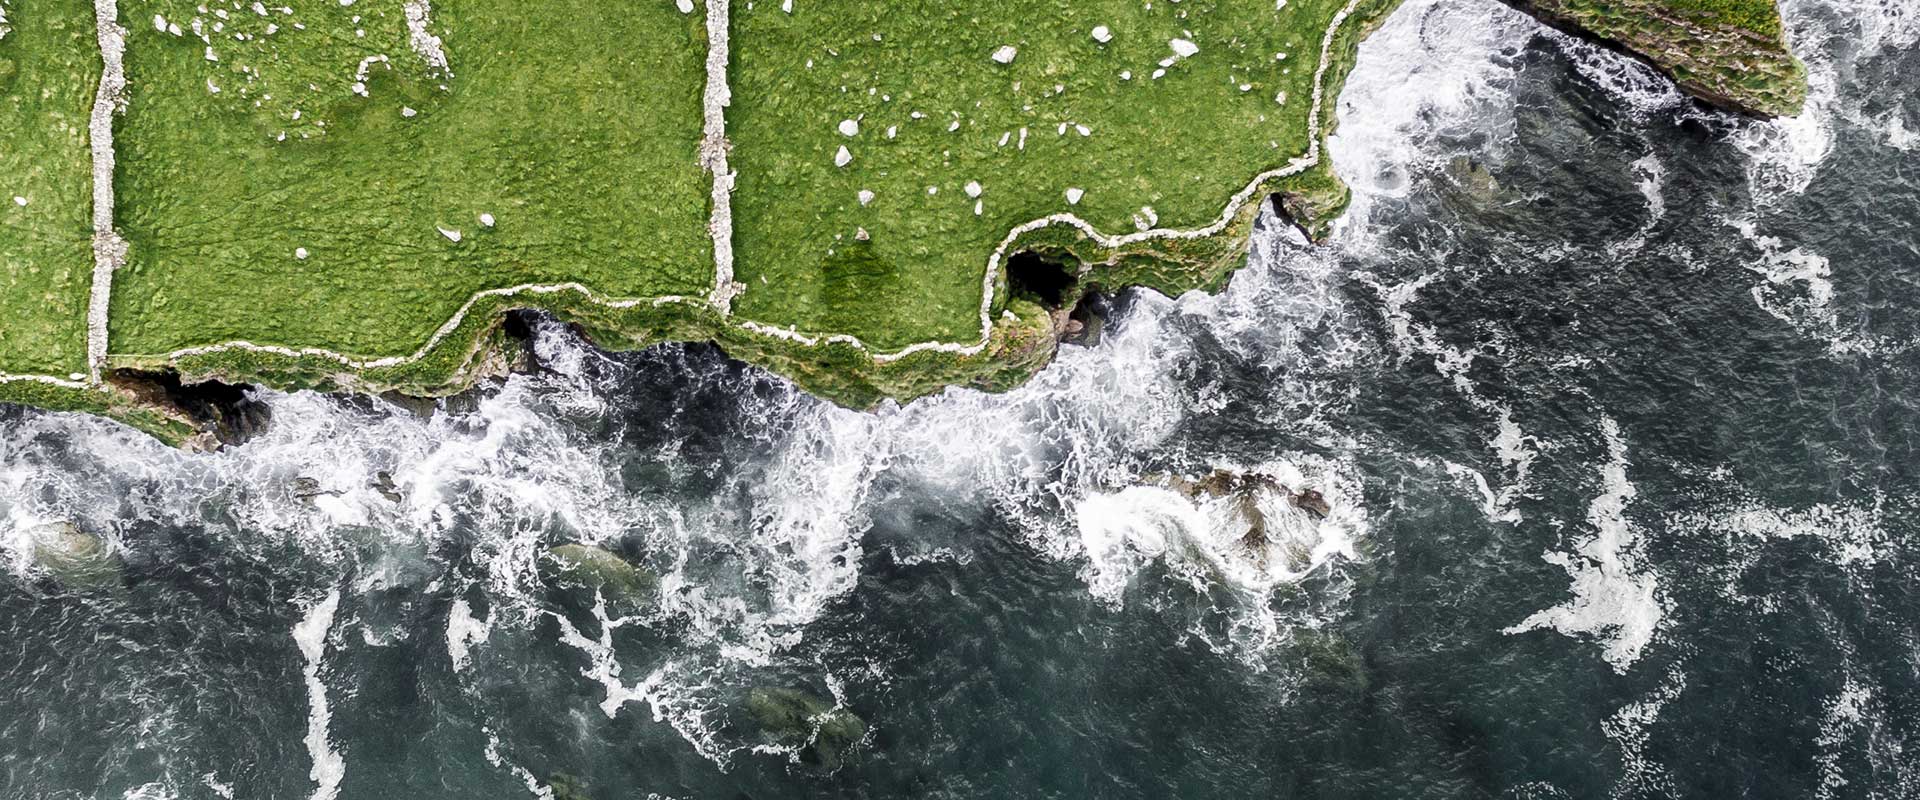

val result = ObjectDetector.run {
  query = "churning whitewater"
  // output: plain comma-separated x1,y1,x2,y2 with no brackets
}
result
4,0,1919,796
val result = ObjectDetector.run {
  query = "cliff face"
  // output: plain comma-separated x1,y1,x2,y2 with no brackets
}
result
1505,0,1807,117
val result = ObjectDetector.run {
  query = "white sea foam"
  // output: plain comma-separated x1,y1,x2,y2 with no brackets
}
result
201,773,236,799
1725,216,1903,356
446,597,491,671
121,782,179,800
1363,266,1540,523
1505,417,1665,674
294,588,344,800
1544,32,1688,116
1326,0,1533,216
1668,492,1891,606
548,596,730,764
483,727,555,799
1806,667,1911,800
1813,677,1875,799
1611,153,1667,254
1601,666,1686,796
1074,456,1366,605
1731,0,1920,204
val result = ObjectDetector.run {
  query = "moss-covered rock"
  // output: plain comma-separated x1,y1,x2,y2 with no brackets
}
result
547,773,593,800
746,687,867,770
27,522,125,593
540,543,659,614
1503,0,1806,117
1292,628,1369,695
1445,156,1501,201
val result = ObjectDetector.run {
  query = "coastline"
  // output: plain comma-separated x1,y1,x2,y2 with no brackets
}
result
0,0,1804,446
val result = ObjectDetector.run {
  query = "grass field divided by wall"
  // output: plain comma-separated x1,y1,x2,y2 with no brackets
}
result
106,0,714,357
95,0,1392,410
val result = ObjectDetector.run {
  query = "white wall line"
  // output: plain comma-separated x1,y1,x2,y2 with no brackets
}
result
145,286,701,368
132,0,1371,379
701,0,740,313
0,373,91,389
85,0,127,384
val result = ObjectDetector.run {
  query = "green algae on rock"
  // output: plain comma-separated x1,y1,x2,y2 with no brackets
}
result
745,686,868,770
541,543,660,614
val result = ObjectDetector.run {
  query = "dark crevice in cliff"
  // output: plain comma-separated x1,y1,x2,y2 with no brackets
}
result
1008,250,1115,347
1061,288,1113,348
106,370,272,447
1007,251,1079,309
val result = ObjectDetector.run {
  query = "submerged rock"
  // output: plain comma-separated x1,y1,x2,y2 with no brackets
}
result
292,476,345,503
547,773,593,800
746,687,867,770
371,471,404,504
541,543,659,613
1292,628,1368,695
27,522,124,593
1445,156,1499,201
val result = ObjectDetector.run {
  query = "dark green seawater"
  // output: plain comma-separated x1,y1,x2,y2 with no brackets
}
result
4,0,1918,796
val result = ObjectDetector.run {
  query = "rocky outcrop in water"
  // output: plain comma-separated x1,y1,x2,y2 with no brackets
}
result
1154,468,1336,572
547,773,594,800
1504,0,1806,117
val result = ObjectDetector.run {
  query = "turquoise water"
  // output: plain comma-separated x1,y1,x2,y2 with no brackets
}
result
3,0,1918,796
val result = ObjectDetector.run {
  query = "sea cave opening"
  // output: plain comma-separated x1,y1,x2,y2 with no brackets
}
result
1006,251,1079,309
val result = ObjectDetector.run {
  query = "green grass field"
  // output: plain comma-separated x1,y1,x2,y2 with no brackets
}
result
0,0,97,379
728,0,1352,349
94,0,1380,380
107,0,714,358
0,0,1804,436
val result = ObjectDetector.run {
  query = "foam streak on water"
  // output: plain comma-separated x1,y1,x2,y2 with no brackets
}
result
294,588,345,800
1504,417,1664,674
1602,666,1687,797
